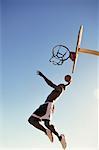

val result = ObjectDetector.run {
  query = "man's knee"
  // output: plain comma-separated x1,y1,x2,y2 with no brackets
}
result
28,116,39,125
28,116,33,125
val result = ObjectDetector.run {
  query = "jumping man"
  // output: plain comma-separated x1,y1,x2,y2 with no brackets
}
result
28,71,72,149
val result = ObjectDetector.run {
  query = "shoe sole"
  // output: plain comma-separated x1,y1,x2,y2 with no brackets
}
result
60,134,67,149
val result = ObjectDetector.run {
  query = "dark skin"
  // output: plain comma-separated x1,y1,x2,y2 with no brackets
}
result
28,71,71,142
37,71,71,102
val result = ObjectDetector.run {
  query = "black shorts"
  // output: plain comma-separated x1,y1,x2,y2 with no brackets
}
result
31,102,54,121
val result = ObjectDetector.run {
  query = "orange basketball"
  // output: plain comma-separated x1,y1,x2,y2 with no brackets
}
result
64,75,71,82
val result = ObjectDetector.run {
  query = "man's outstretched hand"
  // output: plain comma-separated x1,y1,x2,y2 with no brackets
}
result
37,71,43,77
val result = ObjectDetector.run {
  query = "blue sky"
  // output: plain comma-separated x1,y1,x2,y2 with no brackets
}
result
1,0,99,149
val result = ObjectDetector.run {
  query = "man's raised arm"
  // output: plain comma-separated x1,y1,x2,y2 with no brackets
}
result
37,71,57,89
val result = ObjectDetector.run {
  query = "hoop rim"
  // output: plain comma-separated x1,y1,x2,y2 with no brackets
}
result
49,44,71,65
52,44,70,56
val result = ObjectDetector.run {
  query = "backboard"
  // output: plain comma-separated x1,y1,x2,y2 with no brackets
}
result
72,25,83,73
49,25,99,73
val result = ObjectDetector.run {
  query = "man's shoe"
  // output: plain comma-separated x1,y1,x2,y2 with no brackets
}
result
60,134,67,149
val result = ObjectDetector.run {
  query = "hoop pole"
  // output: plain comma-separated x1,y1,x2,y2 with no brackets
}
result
79,48,99,56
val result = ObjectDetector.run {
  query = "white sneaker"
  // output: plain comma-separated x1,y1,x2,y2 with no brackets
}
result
46,129,53,142
60,134,67,149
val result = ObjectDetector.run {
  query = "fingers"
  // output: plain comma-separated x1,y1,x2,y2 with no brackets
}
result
36,70,43,76
36,70,40,75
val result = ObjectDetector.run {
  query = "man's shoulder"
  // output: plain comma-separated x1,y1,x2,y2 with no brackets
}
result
55,85,63,91
57,84,65,91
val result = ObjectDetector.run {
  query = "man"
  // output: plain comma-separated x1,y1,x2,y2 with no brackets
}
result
28,71,72,149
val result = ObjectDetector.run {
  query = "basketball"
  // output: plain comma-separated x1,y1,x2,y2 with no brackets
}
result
64,75,71,82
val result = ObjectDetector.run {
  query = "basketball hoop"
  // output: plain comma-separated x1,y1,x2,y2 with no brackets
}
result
49,45,75,65
49,25,99,73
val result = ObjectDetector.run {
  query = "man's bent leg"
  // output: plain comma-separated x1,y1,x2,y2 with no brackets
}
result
28,116,53,142
44,120,61,141
28,116,46,133
44,120,67,149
